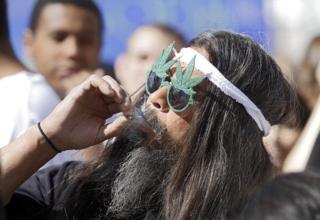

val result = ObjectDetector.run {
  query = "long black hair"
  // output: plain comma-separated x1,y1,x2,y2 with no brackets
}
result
163,31,297,219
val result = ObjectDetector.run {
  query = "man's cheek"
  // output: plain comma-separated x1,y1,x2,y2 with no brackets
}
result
167,119,190,143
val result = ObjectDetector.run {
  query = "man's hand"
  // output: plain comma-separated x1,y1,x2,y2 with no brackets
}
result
41,71,131,150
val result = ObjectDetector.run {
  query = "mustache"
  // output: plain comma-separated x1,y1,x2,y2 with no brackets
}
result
144,107,167,136
106,105,167,157
127,105,167,147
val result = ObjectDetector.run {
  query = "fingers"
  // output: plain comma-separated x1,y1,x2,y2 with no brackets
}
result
89,73,130,106
101,75,124,104
103,75,132,112
63,71,91,94
88,74,116,98
68,70,132,117
82,70,131,113
93,69,104,77
101,116,129,139
70,69,126,103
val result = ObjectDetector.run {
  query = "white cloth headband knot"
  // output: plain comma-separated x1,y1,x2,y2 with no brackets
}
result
174,47,271,136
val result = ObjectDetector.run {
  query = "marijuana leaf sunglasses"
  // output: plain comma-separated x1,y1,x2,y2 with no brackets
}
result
145,43,205,112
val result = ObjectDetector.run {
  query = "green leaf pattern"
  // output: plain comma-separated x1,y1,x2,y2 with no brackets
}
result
148,42,176,78
171,56,205,103
146,43,206,110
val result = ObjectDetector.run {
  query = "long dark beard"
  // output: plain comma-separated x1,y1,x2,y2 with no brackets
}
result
105,108,177,219
107,147,174,219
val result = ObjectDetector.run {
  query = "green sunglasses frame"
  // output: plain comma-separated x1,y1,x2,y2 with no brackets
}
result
145,43,205,112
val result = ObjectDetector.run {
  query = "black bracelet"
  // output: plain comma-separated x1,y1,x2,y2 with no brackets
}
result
37,122,61,153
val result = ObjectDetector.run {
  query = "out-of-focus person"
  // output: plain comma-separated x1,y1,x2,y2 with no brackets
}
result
263,37,320,170
24,0,103,97
263,95,309,170
283,36,320,172
114,23,186,96
294,36,320,111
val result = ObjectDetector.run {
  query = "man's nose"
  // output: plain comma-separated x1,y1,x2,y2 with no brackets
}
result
147,86,170,113
64,37,80,58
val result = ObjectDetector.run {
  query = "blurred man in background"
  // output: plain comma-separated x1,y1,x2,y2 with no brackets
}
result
24,0,103,97
114,23,186,95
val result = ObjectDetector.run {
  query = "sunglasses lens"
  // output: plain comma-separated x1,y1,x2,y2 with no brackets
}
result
147,71,162,94
168,87,190,111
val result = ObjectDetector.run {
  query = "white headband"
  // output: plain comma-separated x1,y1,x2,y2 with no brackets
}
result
174,47,271,136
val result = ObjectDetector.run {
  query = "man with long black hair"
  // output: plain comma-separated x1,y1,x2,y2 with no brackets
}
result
6,31,298,219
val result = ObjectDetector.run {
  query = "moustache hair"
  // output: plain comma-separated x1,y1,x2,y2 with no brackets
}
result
112,105,167,151
142,107,168,147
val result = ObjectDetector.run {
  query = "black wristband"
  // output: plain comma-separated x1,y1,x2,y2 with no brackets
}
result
37,122,61,153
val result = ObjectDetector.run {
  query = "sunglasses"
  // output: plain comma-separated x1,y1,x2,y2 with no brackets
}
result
145,43,205,112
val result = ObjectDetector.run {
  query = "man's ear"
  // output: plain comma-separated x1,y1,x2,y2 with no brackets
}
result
23,29,35,58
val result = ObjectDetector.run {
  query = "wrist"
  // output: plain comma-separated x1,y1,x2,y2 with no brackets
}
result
40,117,68,151
27,124,58,158
37,122,62,153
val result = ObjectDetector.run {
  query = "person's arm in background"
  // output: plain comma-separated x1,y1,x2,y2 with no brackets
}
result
283,96,320,173
0,72,131,204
